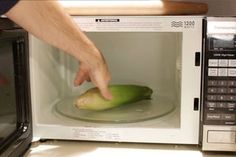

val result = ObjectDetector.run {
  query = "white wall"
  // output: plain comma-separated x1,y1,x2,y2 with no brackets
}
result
167,0,236,16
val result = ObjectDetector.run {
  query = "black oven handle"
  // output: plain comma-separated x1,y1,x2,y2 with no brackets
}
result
12,35,30,133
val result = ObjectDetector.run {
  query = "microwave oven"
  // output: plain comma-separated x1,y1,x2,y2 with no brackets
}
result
0,16,236,156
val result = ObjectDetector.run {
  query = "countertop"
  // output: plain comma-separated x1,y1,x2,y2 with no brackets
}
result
24,140,236,157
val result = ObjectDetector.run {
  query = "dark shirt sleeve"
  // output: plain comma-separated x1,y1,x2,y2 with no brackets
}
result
0,0,19,15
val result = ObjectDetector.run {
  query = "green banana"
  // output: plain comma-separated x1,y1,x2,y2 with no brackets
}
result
75,84,153,111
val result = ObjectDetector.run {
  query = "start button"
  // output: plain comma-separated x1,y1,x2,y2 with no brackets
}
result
208,130,236,144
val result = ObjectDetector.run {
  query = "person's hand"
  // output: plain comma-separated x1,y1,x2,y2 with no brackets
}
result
5,0,112,99
73,52,112,100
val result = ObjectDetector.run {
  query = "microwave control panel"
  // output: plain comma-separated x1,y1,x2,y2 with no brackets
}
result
203,34,236,126
201,17,236,152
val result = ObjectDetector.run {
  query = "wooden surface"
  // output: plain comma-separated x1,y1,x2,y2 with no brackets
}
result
61,1,208,16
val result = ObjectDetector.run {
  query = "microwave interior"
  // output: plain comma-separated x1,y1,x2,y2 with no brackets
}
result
30,31,183,135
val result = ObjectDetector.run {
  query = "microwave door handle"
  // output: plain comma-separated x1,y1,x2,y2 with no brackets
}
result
13,39,25,125
195,52,201,66
13,37,30,129
18,38,31,131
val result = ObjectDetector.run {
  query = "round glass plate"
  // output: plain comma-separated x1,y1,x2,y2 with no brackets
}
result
54,96,175,123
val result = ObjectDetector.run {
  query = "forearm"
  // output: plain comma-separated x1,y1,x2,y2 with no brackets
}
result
5,0,112,99
5,0,100,65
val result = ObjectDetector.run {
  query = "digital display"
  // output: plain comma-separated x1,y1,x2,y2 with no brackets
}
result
213,39,235,48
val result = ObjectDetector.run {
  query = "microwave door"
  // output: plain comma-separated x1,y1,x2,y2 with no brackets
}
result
0,27,32,157
0,35,20,155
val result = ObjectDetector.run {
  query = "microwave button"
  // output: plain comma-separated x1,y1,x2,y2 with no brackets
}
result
227,103,236,109
208,80,218,86
228,59,236,67
208,130,236,144
207,102,217,108
207,95,217,101
208,68,218,76
218,68,228,76
208,87,218,93
228,88,236,93
208,59,218,67
228,81,236,86
228,68,236,77
217,102,227,108
217,88,227,93
219,59,229,67
227,95,236,101
217,95,227,101
206,113,221,120
218,80,228,86
222,114,236,121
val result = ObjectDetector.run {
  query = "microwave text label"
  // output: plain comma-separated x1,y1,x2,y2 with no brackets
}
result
171,20,195,29
95,19,120,22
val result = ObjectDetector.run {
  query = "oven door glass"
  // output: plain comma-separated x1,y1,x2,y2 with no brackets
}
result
0,39,18,147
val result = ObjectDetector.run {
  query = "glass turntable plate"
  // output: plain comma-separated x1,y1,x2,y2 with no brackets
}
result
54,96,175,123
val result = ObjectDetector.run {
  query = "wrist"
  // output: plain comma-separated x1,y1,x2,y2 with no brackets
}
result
70,39,104,67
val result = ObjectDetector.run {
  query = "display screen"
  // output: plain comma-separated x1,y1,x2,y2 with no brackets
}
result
213,39,235,48
0,40,17,145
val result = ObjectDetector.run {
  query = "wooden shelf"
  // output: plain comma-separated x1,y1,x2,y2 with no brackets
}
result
61,1,208,16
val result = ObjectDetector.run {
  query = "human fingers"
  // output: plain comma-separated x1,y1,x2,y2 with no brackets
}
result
93,74,112,100
90,68,112,100
74,66,89,86
99,85,113,100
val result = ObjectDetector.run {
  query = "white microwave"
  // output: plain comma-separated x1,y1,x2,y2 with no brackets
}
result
3,16,234,156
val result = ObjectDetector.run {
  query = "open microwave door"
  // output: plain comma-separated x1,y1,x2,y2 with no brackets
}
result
0,18,32,157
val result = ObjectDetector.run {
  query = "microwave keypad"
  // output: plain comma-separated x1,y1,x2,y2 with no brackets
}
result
208,59,236,77
204,58,236,125
205,79,236,125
